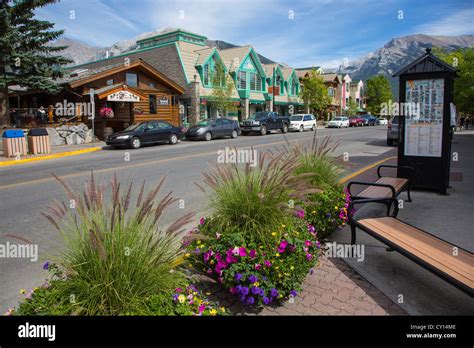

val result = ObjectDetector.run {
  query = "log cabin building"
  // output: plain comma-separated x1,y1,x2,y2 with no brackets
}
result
8,60,185,138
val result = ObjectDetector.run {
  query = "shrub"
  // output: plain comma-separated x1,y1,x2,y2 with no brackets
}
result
186,212,321,307
195,148,316,246
15,173,199,315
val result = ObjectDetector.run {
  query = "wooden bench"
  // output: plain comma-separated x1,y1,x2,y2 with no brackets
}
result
348,198,474,297
347,165,414,204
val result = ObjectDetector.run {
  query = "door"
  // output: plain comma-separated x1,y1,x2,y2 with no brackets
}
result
303,115,311,129
213,119,225,137
142,121,162,143
156,121,173,141
220,118,234,137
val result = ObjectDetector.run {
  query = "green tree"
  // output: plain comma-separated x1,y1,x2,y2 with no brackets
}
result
301,70,331,120
0,0,72,126
210,64,239,118
346,98,358,116
365,75,393,115
431,47,474,116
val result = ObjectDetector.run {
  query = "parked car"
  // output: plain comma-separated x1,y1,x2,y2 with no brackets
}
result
348,116,364,127
185,118,240,141
327,116,349,128
379,118,389,125
240,111,290,135
387,115,400,146
289,114,316,132
106,120,183,149
360,114,377,126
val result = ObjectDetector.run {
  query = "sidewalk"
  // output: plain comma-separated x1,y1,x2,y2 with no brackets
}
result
332,132,474,315
0,142,104,166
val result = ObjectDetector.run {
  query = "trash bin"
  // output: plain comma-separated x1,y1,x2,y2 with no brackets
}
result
27,128,51,155
2,129,27,158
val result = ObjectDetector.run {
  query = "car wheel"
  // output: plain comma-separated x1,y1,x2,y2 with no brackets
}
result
169,134,178,144
299,125,304,132
204,132,212,141
131,137,141,149
281,124,288,133
311,125,316,131
231,130,238,138
387,139,393,146
260,125,267,135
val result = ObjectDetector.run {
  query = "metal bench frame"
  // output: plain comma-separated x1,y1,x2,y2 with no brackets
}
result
347,165,414,205
348,197,473,297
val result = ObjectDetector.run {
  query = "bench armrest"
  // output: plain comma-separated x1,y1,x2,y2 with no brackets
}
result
347,197,399,225
347,181,396,199
377,164,415,180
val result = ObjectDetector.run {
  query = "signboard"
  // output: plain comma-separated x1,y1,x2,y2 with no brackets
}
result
159,97,169,106
404,79,444,157
89,89,95,120
107,90,141,102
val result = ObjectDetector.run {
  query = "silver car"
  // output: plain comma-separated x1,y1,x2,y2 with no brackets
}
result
387,116,400,145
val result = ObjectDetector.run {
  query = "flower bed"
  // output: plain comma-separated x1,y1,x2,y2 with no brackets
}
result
186,213,321,307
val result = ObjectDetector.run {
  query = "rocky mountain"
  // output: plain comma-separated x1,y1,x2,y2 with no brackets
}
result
328,34,474,96
51,27,275,66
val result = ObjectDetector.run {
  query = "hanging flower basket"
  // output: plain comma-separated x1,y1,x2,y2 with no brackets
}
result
99,107,114,118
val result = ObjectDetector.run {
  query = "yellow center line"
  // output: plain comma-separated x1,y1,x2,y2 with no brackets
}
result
338,156,397,184
0,133,324,190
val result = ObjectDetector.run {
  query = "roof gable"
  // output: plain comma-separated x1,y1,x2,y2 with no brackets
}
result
393,48,457,76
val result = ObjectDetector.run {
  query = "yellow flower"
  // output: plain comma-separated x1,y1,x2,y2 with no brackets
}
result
210,259,215,265
178,295,186,303
200,244,205,248
19,289,26,295
259,245,264,249
220,307,226,313
197,240,202,244
210,309,217,316
290,266,295,270
271,232,277,237
281,224,286,228
205,292,211,296
275,253,280,257
184,253,191,258
335,206,339,210
311,210,316,214
275,266,279,270
254,281,260,287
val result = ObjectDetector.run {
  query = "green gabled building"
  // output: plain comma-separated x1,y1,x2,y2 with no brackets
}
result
65,28,304,127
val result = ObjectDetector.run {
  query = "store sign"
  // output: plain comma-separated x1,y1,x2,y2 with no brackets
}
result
159,97,169,105
404,79,444,157
107,90,141,102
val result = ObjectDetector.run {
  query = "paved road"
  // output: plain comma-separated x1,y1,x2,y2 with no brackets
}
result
0,126,394,312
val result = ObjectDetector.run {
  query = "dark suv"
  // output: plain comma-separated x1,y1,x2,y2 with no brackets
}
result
240,112,290,135
387,116,400,145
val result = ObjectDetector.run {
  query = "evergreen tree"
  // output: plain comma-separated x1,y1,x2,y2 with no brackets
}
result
0,0,71,126
365,75,393,115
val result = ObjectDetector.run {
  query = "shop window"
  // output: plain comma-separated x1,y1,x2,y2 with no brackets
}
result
149,95,157,114
149,82,156,88
106,79,114,86
126,73,138,87
328,88,334,97
203,64,210,85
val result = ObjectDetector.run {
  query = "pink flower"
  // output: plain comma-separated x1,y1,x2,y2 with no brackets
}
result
278,240,288,253
306,253,313,261
304,240,313,247
225,250,238,264
175,287,183,293
199,217,206,225
295,210,305,219
238,247,247,257
264,260,271,267
249,249,257,258
303,247,308,252
307,224,315,233
316,241,321,249
255,263,262,270
198,304,206,313
229,287,237,295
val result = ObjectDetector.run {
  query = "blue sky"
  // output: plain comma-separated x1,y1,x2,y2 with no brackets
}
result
35,0,474,68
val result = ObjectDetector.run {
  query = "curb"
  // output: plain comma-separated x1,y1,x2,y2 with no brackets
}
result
0,147,102,167
338,156,397,184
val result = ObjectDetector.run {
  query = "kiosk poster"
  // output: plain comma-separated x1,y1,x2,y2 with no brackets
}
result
404,79,444,157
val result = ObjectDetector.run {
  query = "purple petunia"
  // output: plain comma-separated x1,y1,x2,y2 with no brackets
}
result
290,290,298,297
42,261,50,270
254,263,262,271
263,296,271,305
307,224,315,233
246,296,255,305
248,274,258,284
295,210,305,219
249,249,257,258
238,247,247,257
270,288,279,298
235,273,243,282
264,260,271,267
251,286,260,295
241,286,249,296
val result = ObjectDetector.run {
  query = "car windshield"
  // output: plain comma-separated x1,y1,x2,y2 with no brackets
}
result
333,117,342,121
250,112,270,120
291,115,303,121
391,116,399,124
349,117,358,119
124,123,146,132
197,120,211,126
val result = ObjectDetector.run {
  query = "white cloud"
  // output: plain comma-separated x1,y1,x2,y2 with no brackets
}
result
415,8,474,36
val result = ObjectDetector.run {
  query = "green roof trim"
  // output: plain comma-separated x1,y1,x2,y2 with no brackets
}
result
137,29,207,44
174,42,189,84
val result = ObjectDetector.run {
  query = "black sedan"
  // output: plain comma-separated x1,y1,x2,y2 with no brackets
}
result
106,120,184,149
360,114,378,126
185,118,240,141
